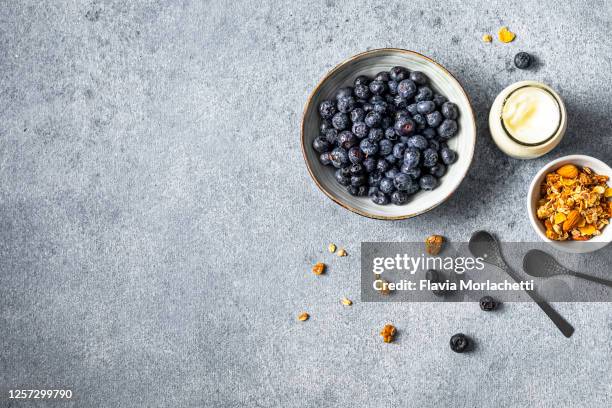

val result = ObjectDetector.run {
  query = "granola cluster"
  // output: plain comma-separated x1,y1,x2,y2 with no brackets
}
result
536,164,612,241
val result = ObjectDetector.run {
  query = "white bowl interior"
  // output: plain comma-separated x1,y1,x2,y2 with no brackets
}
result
303,50,476,219
527,155,612,253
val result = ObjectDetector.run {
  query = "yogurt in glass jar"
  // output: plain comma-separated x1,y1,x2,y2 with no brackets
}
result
489,81,566,159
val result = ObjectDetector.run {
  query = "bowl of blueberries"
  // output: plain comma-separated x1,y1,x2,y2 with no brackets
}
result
301,48,476,219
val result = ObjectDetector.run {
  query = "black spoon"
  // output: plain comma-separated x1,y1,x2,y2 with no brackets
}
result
468,231,574,338
523,249,612,288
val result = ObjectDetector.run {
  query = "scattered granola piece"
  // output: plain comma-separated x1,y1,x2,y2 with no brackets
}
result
425,235,444,255
380,324,397,343
341,297,352,306
482,33,492,43
374,275,391,295
312,262,326,275
498,26,516,43
298,312,310,321
328,243,337,253
337,248,347,257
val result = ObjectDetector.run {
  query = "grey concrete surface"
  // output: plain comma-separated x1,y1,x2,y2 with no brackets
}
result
0,0,611,407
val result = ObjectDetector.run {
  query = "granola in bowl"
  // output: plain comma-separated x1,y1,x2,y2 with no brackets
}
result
536,164,612,241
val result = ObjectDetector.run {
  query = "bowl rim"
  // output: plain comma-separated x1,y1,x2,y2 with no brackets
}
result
300,48,477,220
527,154,612,248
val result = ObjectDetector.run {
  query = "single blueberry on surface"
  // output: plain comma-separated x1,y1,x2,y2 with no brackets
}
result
397,79,417,99
352,122,368,138
364,111,382,128
332,112,349,130
479,296,498,311
312,136,331,153
348,147,364,164
441,102,459,120
414,86,433,102
449,333,470,353
437,119,458,139
416,100,436,115
338,131,358,149
394,116,416,136
407,135,429,150
440,147,457,165
379,139,394,156
409,71,427,85
368,127,384,143
419,174,438,190
514,52,532,69
369,80,386,95
319,100,337,119
379,177,395,194
426,111,443,128
403,147,421,169
422,148,438,167
390,190,409,205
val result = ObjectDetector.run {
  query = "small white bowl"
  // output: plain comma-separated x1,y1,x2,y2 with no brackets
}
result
301,49,476,220
527,155,612,253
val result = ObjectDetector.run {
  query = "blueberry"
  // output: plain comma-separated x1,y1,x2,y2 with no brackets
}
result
426,269,445,296
389,66,408,81
335,87,353,100
363,157,377,173
440,147,457,165
387,80,399,95
419,174,438,190
379,139,394,156
374,71,390,82
348,147,365,164
437,119,458,139
369,80,386,95
364,111,382,128
338,131,358,149
414,86,433,102
379,177,395,194
441,102,459,120
368,128,384,143
429,163,446,178
479,296,498,311
422,128,437,139
393,173,414,191
406,103,418,115
422,148,438,167
334,168,350,185
376,159,390,173
325,128,339,144
312,136,331,153
449,333,470,353
403,147,421,169
426,111,443,128
397,79,417,99
371,191,390,205
514,52,532,69
390,190,409,205
372,101,388,115
352,122,369,138
319,152,332,166
353,83,370,99
347,185,368,196
409,71,428,85
412,114,427,129
381,116,393,129
385,127,397,141
407,135,428,150
350,108,365,123
385,167,400,179
393,95,408,109
332,112,349,130
319,100,337,119
349,163,364,175
354,75,369,87
330,147,350,168
395,110,409,120
362,102,374,112
337,96,355,113
369,95,385,104
368,170,383,187
416,101,436,114
433,94,448,107
385,153,399,165
428,139,440,151
400,164,421,179
392,143,406,159
359,139,379,156
320,119,333,133
350,173,367,186
394,116,416,136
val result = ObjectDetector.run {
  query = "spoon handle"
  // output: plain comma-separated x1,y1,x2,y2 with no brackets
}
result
571,272,612,288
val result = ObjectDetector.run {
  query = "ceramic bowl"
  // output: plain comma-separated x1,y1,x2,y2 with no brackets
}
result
301,48,476,220
527,154,612,253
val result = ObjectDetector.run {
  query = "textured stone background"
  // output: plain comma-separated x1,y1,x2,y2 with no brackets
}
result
1,1,611,407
